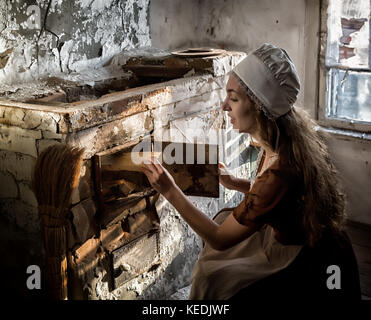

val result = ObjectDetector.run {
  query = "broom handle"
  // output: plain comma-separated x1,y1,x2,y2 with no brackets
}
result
43,224,68,300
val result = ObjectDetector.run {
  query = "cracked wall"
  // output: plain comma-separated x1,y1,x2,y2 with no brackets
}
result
0,0,151,84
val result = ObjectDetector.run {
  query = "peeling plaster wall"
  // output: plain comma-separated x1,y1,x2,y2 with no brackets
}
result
150,0,307,110
0,0,151,84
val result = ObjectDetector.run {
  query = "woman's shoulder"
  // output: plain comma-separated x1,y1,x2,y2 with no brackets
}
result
258,158,302,188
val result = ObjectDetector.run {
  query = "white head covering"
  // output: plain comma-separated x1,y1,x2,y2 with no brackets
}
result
232,43,301,121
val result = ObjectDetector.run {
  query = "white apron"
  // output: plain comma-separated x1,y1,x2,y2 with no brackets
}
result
189,209,303,300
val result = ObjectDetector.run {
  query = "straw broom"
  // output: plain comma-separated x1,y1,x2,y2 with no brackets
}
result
32,144,84,300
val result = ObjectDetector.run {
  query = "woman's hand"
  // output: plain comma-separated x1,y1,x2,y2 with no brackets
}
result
140,158,178,198
218,162,237,190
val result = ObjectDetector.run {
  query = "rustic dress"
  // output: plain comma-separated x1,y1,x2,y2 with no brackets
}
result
189,148,307,300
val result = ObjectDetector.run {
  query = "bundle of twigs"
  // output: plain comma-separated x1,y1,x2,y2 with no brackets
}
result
32,144,84,300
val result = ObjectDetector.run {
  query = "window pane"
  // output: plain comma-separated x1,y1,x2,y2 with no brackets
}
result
326,68,371,122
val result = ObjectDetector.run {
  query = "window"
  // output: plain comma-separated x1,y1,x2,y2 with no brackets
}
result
319,0,371,132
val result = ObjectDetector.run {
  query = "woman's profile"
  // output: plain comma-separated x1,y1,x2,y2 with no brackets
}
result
141,43,361,300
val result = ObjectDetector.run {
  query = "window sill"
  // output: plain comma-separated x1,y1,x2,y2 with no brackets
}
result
316,125,371,141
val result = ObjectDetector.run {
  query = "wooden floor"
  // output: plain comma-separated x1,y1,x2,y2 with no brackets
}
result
345,220,371,300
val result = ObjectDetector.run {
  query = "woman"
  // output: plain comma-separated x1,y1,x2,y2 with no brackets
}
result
141,43,360,300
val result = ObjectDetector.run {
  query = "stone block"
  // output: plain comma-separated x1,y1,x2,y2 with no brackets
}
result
172,88,224,119
39,112,60,132
24,110,60,132
22,110,42,129
67,94,149,132
3,107,25,126
42,130,65,140
71,198,97,244
151,103,174,129
71,160,93,205
151,89,224,144
15,205,40,233
78,160,94,200
0,124,41,157
19,182,38,207
66,110,153,159
211,52,246,77
0,150,36,181
0,171,18,198
65,126,98,159
141,87,172,110
0,108,61,133
36,139,62,155
168,75,225,103
169,109,223,144
1,199,41,233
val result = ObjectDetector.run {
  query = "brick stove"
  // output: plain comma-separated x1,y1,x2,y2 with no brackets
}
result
0,48,251,299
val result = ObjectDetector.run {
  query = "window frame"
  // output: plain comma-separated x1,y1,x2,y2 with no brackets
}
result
317,0,371,133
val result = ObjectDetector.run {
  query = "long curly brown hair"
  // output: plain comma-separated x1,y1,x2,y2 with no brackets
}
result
233,75,347,247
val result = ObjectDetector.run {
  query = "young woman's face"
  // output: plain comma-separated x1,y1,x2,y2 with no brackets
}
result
221,75,257,134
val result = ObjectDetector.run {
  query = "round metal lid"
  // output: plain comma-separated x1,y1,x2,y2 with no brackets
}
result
171,48,226,58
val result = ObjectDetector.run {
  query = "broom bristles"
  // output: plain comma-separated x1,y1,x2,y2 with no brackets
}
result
32,144,84,300
32,144,84,225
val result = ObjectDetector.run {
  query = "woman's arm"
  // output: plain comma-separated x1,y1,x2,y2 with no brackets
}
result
164,185,259,250
232,177,251,193
141,159,258,251
218,162,251,193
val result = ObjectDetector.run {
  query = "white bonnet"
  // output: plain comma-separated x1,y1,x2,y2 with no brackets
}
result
232,43,301,120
